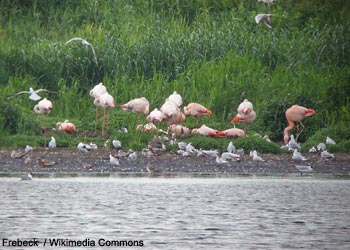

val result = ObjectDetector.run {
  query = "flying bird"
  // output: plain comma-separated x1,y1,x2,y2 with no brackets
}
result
255,14,273,28
65,37,98,65
283,105,316,144
7,87,57,101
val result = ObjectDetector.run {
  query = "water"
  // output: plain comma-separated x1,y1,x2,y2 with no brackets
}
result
1,177,349,250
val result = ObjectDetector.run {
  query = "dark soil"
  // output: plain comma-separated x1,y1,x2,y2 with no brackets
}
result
1,148,350,178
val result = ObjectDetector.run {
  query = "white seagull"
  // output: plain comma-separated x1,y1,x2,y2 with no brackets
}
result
295,165,313,175
252,150,265,162
21,172,33,181
227,141,236,153
7,87,57,101
326,136,336,145
292,149,307,161
109,154,120,166
112,139,122,149
65,37,98,65
255,14,273,28
128,151,137,161
48,136,56,148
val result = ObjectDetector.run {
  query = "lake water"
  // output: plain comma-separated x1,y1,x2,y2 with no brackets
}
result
0,177,349,250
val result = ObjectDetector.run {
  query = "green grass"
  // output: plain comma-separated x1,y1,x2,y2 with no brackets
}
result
1,0,350,152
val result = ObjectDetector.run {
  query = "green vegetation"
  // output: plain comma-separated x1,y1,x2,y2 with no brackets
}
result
0,0,349,153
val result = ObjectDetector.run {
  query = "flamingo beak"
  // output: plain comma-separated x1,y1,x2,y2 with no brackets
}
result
305,109,316,115
230,115,240,123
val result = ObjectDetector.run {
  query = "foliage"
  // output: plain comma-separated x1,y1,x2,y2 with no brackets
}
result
0,0,349,151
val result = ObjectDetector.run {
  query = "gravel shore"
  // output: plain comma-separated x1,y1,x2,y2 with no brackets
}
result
1,148,350,178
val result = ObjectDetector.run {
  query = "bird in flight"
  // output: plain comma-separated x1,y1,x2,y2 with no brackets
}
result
7,87,57,101
255,14,273,28
65,37,98,65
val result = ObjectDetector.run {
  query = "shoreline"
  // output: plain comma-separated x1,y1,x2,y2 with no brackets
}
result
1,148,350,179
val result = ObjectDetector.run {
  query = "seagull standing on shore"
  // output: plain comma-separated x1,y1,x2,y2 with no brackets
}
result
292,149,307,161
295,165,313,175
65,37,98,65
48,136,56,148
109,154,120,166
252,150,265,162
21,172,33,181
7,87,57,101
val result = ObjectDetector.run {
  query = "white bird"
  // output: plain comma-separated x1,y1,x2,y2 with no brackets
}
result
21,172,33,181
255,14,273,28
65,37,98,65
129,151,137,161
112,139,122,149
89,143,98,150
216,155,229,164
24,145,34,154
326,136,336,145
220,152,240,161
77,142,93,153
109,154,120,166
317,143,326,152
288,135,300,151
177,141,188,150
292,149,307,161
185,143,198,154
295,165,313,175
321,150,335,159
197,149,219,157
252,150,265,162
236,148,245,155
48,136,56,148
309,146,317,153
7,87,57,101
227,141,236,153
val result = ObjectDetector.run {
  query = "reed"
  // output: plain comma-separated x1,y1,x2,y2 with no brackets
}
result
1,0,349,151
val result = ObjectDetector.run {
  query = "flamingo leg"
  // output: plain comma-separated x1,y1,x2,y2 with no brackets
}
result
102,107,106,136
296,121,305,140
95,106,99,134
43,115,47,148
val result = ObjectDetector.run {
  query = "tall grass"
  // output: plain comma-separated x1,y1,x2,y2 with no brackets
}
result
1,0,349,149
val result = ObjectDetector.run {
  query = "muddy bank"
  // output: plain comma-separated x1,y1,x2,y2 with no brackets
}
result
0,148,349,178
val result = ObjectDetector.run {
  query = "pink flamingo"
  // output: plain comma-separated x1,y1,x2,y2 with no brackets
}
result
231,99,256,134
121,97,150,115
90,82,107,134
222,128,245,138
166,91,183,108
34,98,53,147
147,108,166,137
184,103,212,119
94,92,115,136
191,125,225,137
283,105,316,144
56,120,76,133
